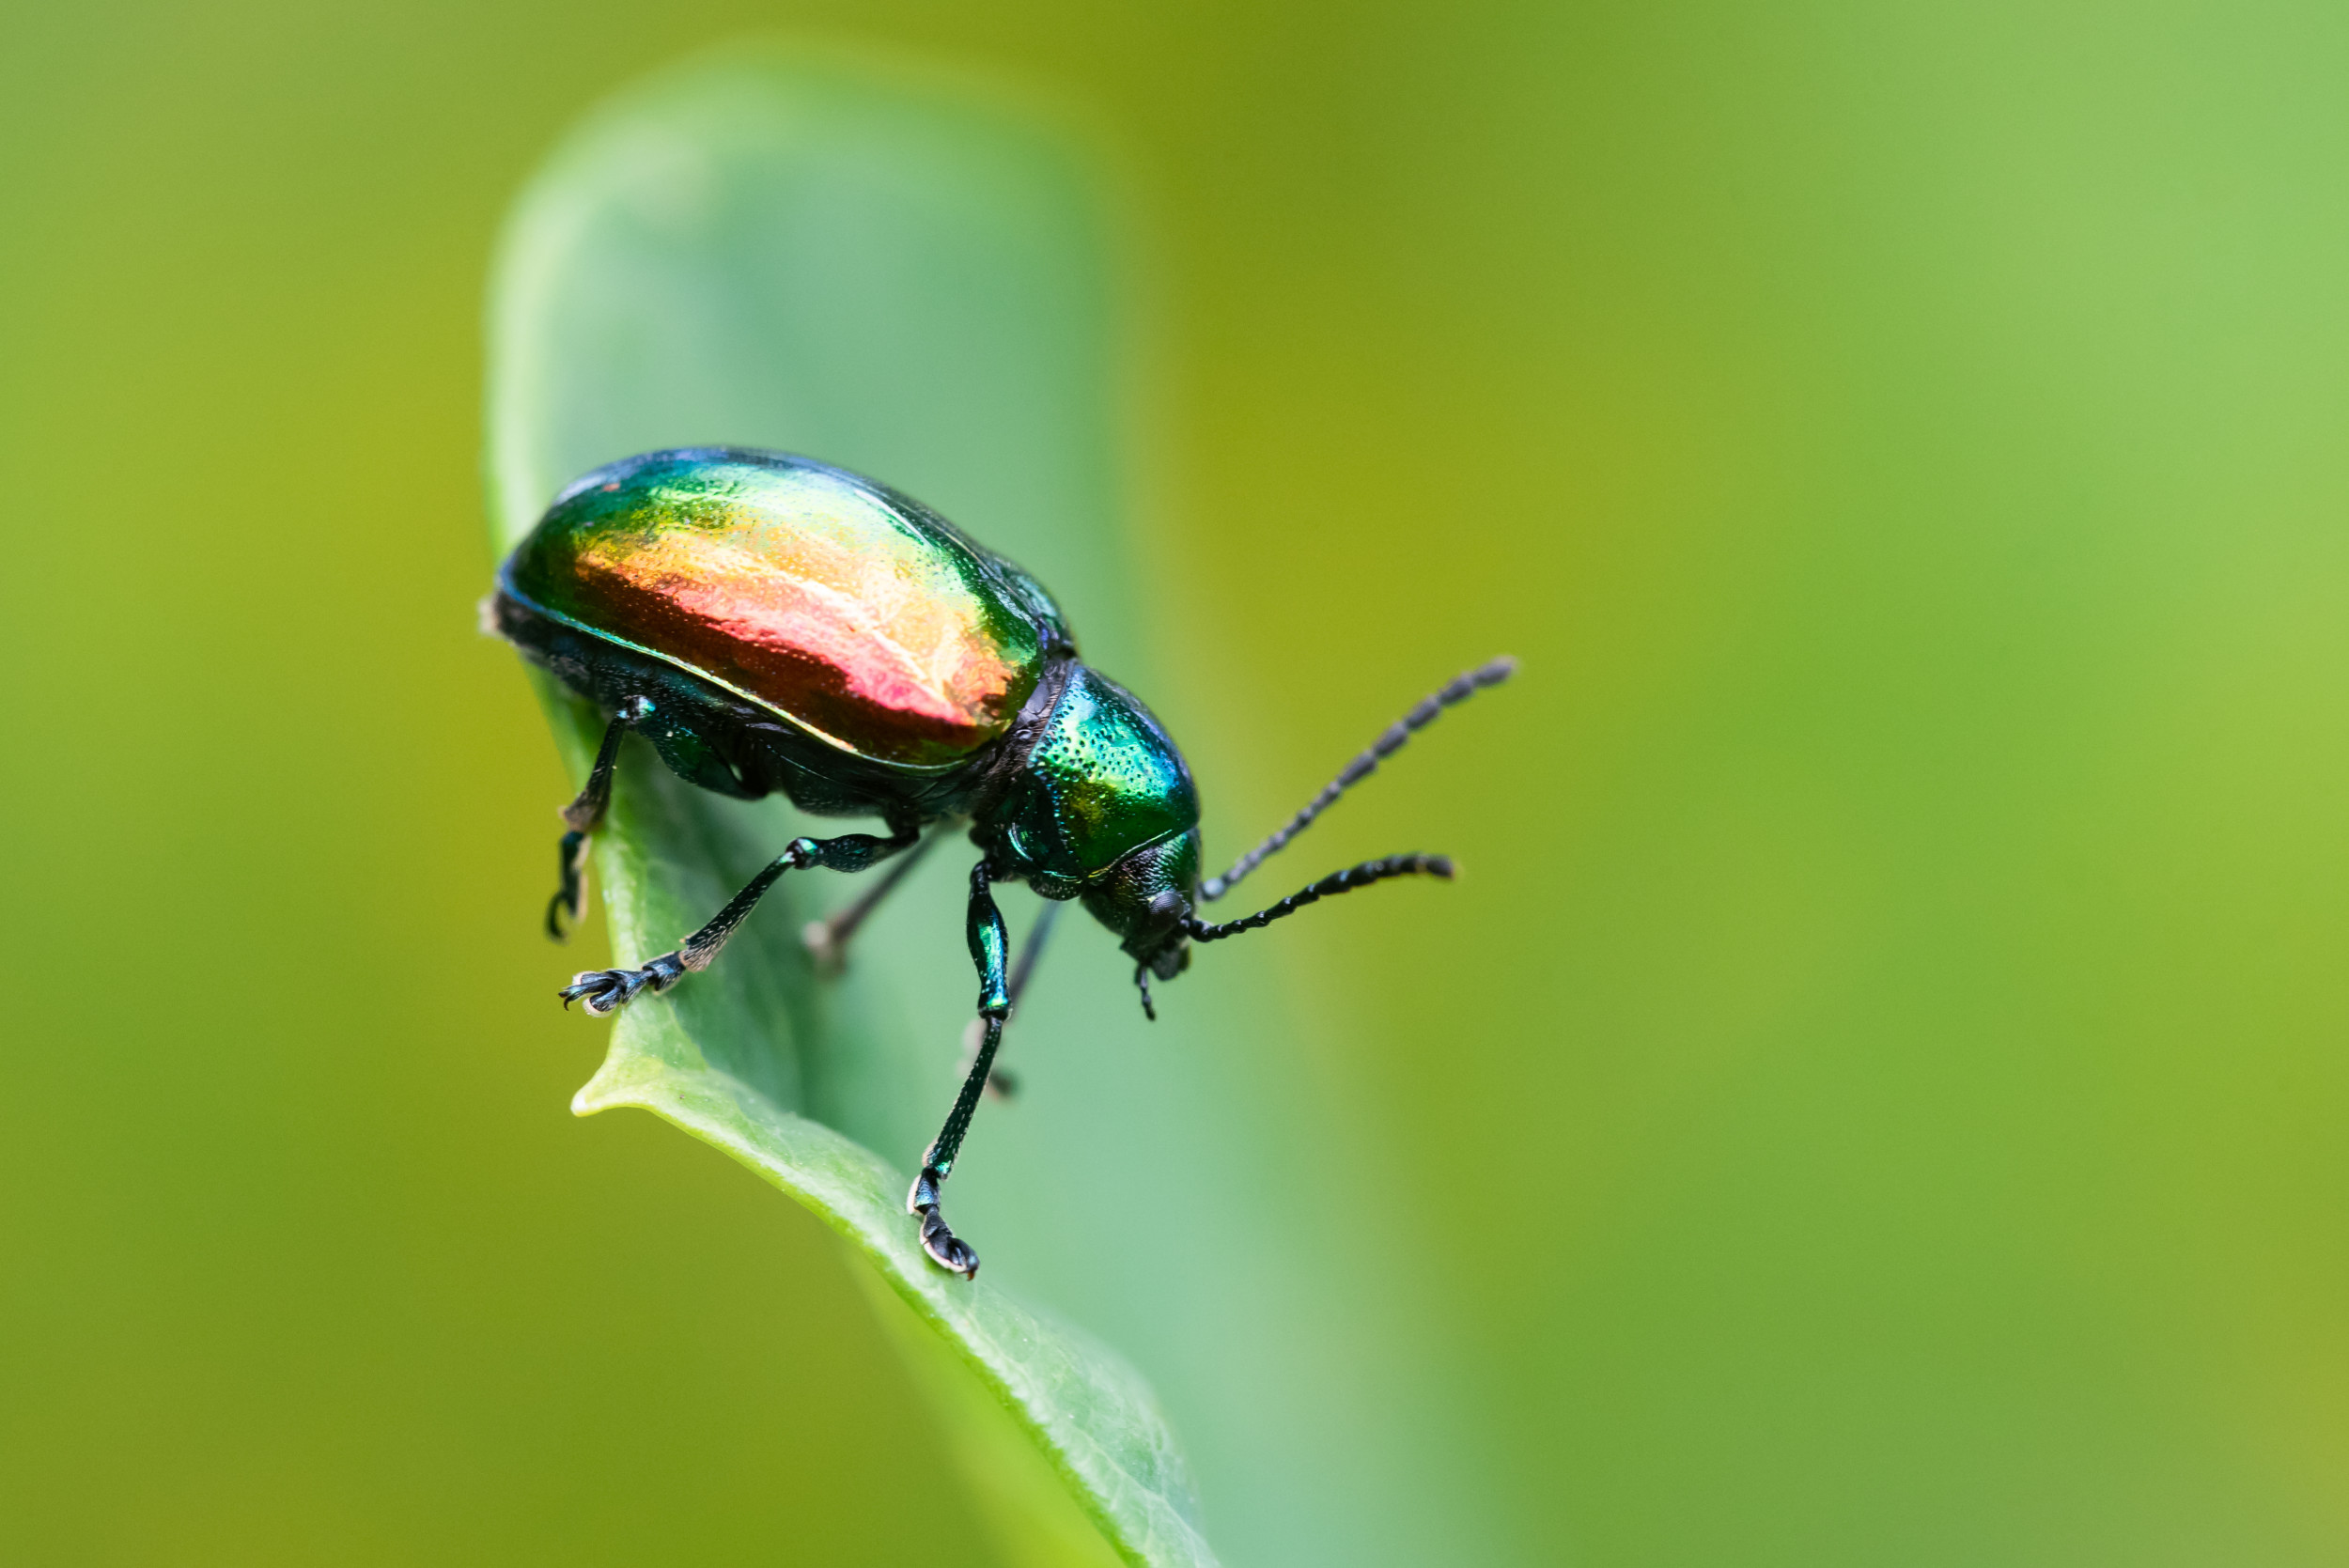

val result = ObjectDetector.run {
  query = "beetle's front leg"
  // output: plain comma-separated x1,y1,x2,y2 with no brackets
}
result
907,861,1012,1279
952,897,1063,1100
559,815,920,1015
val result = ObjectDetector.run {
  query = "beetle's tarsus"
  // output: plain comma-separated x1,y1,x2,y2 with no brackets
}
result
559,952,685,1015
909,1168,980,1278
920,1209,980,1279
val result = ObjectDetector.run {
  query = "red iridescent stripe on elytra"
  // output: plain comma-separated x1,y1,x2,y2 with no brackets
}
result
522,467,1039,768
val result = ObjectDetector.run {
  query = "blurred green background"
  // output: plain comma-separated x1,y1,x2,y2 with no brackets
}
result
6,1,2347,1564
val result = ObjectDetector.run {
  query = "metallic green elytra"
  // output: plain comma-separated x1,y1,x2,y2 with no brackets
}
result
492,446,1514,1279
503,447,1067,770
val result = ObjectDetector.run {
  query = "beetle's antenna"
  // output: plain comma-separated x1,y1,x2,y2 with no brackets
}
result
1201,657,1514,902
1185,853,1455,942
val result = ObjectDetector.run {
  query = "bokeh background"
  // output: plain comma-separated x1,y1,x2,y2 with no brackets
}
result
7,2,2348,1564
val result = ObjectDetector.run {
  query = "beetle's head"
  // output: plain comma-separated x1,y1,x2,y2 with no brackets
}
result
1080,831,1200,1017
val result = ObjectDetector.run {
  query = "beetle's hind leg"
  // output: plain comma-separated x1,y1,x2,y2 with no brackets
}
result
546,698,649,939
559,815,923,1015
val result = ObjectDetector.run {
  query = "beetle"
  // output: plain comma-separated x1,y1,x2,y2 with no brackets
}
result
490,446,1512,1278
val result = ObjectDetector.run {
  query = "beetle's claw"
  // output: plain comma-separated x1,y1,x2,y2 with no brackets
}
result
547,829,590,942
545,888,583,942
917,1206,980,1279
559,952,684,1016
559,968,639,1015
907,1166,979,1279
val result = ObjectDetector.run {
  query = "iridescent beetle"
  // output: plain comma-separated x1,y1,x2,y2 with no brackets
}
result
491,447,1512,1277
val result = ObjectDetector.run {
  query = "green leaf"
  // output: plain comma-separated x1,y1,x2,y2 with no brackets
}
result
485,50,1212,1568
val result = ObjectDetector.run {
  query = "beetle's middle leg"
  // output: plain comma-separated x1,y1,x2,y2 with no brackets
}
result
558,814,923,1016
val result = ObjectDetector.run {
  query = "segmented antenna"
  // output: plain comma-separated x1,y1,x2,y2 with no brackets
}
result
1200,656,1515,902
1185,853,1455,942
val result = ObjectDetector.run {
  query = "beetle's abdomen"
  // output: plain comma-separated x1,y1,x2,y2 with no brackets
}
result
503,450,1048,770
